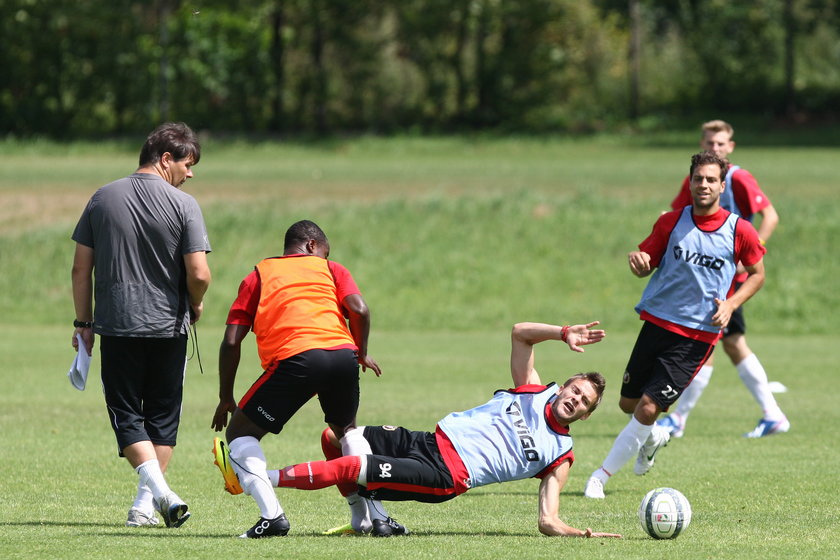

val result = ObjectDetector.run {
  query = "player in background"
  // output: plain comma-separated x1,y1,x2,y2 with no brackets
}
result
211,220,391,538
584,151,766,499
657,120,788,439
214,321,621,538
71,122,211,528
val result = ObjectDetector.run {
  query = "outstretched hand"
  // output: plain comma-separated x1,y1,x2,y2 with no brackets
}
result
565,321,606,353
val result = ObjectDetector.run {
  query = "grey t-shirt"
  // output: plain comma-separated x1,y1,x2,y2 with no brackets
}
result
72,172,211,337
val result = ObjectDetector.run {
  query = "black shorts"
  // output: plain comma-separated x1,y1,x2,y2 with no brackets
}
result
722,282,747,337
360,426,457,504
100,335,187,453
239,348,359,434
621,322,715,411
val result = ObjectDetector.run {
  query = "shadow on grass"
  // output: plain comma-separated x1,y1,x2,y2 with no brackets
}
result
2,520,240,539
299,529,537,538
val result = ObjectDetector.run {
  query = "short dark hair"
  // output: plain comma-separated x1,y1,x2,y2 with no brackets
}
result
689,151,728,182
284,220,328,251
562,371,606,413
138,122,201,166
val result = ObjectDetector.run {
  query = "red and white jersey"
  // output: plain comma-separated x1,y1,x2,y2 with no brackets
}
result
636,207,765,343
437,384,574,489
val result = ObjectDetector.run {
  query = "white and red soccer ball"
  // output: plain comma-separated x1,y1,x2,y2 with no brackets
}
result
638,487,692,539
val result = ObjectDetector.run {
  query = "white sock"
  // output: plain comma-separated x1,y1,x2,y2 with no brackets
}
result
135,459,172,501
228,436,283,520
345,492,372,532
597,416,653,481
340,428,382,529
736,354,784,420
132,482,155,514
674,365,713,420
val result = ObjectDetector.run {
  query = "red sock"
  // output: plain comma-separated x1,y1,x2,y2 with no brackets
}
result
320,428,360,497
321,428,343,460
277,456,361,491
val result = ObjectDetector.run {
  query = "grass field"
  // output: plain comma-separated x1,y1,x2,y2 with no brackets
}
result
0,134,838,558
2,326,838,559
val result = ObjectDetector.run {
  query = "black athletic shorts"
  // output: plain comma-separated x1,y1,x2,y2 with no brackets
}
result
721,281,748,337
100,335,187,454
359,425,457,504
239,348,359,434
621,322,715,411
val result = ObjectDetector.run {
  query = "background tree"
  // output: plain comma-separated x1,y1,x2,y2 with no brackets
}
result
1,0,838,137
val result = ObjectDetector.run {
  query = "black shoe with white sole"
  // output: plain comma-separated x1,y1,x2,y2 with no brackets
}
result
239,514,291,538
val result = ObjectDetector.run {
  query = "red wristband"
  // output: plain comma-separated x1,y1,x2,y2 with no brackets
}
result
561,325,569,342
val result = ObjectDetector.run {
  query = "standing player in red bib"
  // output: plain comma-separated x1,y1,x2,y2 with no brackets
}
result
584,151,767,499
657,120,788,439
211,220,389,538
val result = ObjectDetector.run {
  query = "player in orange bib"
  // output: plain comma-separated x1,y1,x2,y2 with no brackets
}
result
211,220,393,538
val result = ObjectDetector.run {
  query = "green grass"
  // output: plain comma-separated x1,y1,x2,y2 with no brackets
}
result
1,325,838,559
0,134,838,558
0,135,838,334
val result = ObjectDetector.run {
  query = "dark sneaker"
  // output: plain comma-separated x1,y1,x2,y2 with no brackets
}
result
371,517,409,537
155,493,190,528
239,514,291,538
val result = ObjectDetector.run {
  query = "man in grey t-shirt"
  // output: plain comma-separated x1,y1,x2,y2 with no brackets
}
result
71,122,211,529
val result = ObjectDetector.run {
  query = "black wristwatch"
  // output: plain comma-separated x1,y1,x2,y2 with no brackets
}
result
73,319,93,328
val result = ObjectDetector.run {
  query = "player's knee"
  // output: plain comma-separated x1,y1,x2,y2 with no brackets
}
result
618,396,637,414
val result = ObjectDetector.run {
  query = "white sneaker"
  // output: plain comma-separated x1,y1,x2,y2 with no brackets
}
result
126,507,159,527
583,476,605,499
635,426,670,476
767,381,788,394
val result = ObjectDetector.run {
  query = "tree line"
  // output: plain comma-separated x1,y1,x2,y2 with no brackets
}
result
2,0,839,137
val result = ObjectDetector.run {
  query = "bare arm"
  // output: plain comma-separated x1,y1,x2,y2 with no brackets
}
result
342,293,382,377
537,462,622,538
713,258,765,328
754,204,779,243
71,243,95,355
211,324,250,431
184,251,211,323
510,322,605,387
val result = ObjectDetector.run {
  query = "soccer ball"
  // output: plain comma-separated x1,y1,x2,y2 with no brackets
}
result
638,487,692,539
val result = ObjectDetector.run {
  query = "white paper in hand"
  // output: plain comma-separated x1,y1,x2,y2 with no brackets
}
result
68,333,92,391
